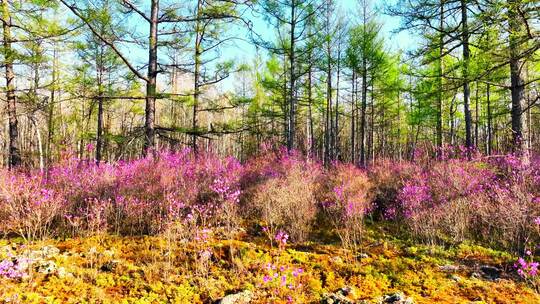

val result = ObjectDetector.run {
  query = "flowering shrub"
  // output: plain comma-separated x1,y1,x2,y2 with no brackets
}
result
368,160,422,220
0,147,538,257
193,228,214,276
0,171,65,240
375,155,540,251
468,155,540,251
322,164,372,253
394,160,496,245
515,249,539,291
0,149,243,239
247,150,322,242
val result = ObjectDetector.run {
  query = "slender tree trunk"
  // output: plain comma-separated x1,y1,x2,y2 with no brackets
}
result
35,120,44,171
334,46,341,160
486,83,492,155
96,45,105,163
307,64,314,158
350,72,356,163
527,91,531,151
192,0,203,153
397,90,402,161
144,0,159,155
96,96,104,162
474,81,479,147
436,0,445,150
359,64,367,166
47,46,58,169
283,57,288,148
449,94,456,146
287,0,297,152
30,49,44,171
171,53,178,128
461,0,472,153
323,0,332,164
2,0,21,168
369,85,374,162
29,116,44,171
325,54,332,164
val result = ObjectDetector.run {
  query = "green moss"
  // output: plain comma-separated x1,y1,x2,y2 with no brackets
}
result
0,226,538,303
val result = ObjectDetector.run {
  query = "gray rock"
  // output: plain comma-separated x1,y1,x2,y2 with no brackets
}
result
357,253,369,259
379,292,414,304
479,265,500,280
321,293,355,304
41,246,60,259
470,272,482,279
36,260,57,275
438,265,460,273
219,290,253,304
20,245,60,261
339,287,353,296
450,274,461,282
57,266,67,278
100,260,120,272
321,287,357,304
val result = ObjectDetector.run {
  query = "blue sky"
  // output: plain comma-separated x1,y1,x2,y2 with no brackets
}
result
212,0,413,91
225,0,412,62
102,0,413,92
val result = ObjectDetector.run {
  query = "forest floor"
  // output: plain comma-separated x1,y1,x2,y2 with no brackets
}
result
0,224,538,304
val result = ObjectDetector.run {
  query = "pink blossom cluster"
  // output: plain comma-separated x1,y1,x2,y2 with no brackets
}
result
515,251,539,279
274,230,289,248
0,149,243,238
0,258,28,279
260,262,304,302
0,146,538,256
370,153,540,251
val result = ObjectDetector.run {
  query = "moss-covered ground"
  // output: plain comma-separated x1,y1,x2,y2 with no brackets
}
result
0,225,538,303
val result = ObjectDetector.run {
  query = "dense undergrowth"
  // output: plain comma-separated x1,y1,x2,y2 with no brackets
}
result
0,147,539,302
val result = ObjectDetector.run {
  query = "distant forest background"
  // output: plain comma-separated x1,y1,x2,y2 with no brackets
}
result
1,0,539,168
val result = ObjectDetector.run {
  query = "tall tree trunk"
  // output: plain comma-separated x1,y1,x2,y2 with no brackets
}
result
449,94,456,146
369,85,375,162
436,0,445,150
359,64,367,166
2,0,21,168
283,57,288,148
474,81,479,147
30,48,44,171
397,90,402,161
287,0,296,152
508,0,528,161
323,0,332,164
47,45,58,170
144,0,159,155
350,72,356,163
29,116,44,171
192,0,203,153
334,46,341,160
324,49,332,165
96,45,104,163
307,64,314,158
486,83,492,155
461,0,472,153
96,96,104,162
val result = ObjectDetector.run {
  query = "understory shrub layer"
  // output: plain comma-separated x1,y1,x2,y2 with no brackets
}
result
0,147,538,256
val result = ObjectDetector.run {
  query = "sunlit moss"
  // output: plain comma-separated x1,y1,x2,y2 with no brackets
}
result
0,229,538,303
